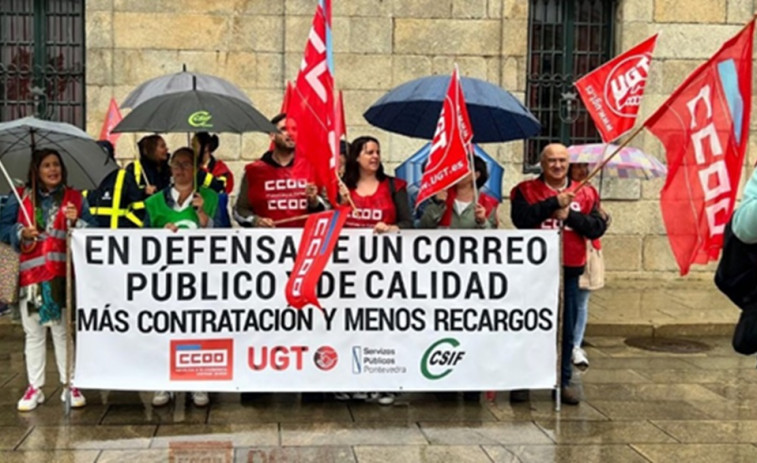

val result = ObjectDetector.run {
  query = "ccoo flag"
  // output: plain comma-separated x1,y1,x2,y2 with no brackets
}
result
644,20,753,275
285,207,349,310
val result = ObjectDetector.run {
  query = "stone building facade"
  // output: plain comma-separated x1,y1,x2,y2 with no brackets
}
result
80,0,757,280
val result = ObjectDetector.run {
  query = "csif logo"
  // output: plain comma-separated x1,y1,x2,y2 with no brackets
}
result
188,110,213,128
420,338,465,380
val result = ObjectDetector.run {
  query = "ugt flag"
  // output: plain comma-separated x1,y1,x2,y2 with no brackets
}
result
285,208,349,310
415,67,473,208
644,20,753,275
98,98,122,145
575,34,658,143
288,0,341,206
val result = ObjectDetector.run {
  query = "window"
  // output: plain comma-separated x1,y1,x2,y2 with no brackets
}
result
524,0,616,169
0,0,86,127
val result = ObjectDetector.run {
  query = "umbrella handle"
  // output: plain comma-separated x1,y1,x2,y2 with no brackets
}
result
0,161,33,227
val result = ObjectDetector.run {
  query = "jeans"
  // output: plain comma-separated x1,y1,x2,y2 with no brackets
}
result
573,288,591,349
562,275,579,387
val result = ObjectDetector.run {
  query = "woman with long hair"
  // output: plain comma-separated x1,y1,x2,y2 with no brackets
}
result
1,148,94,411
340,136,412,233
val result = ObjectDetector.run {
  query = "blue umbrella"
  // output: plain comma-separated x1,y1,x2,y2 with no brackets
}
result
395,143,504,212
364,75,541,143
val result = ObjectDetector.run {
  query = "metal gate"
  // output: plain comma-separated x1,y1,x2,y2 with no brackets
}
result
525,0,616,169
0,0,86,127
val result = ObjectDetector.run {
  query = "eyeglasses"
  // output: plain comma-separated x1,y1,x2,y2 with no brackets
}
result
171,162,193,170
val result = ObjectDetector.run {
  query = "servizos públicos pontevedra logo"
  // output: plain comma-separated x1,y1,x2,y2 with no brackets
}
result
188,110,213,128
421,337,465,380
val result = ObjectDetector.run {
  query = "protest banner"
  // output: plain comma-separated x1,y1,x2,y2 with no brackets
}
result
71,228,559,392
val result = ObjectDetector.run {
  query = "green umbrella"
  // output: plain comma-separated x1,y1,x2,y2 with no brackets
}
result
112,90,276,134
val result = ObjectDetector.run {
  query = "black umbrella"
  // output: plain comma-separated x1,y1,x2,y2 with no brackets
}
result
112,90,276,134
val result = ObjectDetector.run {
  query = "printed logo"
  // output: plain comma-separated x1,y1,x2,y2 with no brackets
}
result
605,53,652,116
248,346,309,371
352,345,362,374
188,110,213,128
421,338,465,380
313,346,338,371
170,339,233,381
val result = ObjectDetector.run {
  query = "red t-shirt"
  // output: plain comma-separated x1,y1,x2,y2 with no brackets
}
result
512,178,599,267
344,178,406,228
244,157,315,227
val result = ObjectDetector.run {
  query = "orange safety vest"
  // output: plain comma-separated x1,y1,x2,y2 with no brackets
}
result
17,187,82,287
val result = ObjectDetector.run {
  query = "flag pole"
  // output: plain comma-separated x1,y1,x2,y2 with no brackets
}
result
575,123,645,191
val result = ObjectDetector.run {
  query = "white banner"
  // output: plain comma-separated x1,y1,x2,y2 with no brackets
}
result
72,229,560,392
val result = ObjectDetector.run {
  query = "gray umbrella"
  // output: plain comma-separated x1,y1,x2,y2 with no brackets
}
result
0,117,118,194
121,68,253,108
112,90,276,134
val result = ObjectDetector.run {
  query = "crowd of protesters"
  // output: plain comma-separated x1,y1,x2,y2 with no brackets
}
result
0,113,609,411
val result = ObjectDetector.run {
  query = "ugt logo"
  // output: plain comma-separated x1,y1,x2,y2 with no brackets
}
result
420,337,465,380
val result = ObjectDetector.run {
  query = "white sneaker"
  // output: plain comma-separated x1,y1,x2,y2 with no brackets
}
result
352,392,369,400
377,393,395,405
152,391,171,407
18,385,45,411
572,347,589,367
60,387,87,408
192,391,209,407
334,393,351,401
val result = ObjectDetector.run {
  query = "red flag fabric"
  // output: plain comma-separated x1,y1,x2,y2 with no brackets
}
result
414,68,473,208
575,34,658,143
98,98,122,145
644,21,753,275
285,207,349,310
288,0,340,206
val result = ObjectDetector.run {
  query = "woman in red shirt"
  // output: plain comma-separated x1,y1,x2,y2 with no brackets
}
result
339,136,412,232
337,136,412,406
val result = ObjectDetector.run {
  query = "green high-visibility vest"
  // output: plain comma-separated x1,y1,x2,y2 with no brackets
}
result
144,186,218,229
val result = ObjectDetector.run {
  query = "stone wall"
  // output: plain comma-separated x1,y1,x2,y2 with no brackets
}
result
84,0,757,280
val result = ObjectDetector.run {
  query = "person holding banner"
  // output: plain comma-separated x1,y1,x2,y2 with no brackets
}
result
0,149,94,411
233,113,326,228
143,147,221,407
509,143,607,405
339,136,413,233
418,155,499,230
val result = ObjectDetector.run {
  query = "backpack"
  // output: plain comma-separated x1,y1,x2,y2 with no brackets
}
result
714,221,757,355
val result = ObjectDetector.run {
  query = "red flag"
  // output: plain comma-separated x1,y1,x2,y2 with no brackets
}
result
98,98,122,145
285,207,349,310
644,21,753,275
288,0,340,205
415,67,473,208
575,34,658,143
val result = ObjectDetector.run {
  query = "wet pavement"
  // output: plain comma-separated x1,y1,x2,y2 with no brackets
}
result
0,325,756,462
0,280,754,462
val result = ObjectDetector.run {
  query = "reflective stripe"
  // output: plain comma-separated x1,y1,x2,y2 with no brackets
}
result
134,160,142,186
49,229,67,240
132,201,145,210
48,252,66,262
125,211,144,227
110,170,126,228
202,172,213,188
18,256,46,271
82,190,89,198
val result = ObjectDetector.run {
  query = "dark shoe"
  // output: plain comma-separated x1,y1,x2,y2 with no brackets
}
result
509,389,529,403
240,392,260,403
301,392,325,403
560,386,581,406
462,391,481,403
